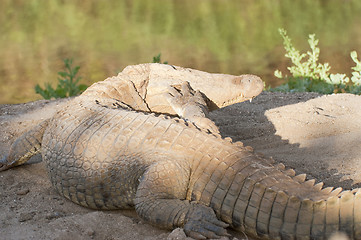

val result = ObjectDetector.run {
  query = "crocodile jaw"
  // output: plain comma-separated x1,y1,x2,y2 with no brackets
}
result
206,74,264,110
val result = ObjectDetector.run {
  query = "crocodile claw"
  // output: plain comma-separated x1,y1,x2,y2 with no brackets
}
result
184,204,230,239
0,155,11,171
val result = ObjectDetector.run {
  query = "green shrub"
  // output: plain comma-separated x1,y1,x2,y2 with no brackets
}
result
35,58,88,99
272,29,361,94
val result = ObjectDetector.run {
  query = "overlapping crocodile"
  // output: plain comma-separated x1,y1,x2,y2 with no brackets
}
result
1,63,360,239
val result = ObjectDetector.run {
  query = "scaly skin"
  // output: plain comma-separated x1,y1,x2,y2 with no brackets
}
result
40,97,361,239
2,64,360,239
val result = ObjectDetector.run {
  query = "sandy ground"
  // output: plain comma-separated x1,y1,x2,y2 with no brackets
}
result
1,91,361,240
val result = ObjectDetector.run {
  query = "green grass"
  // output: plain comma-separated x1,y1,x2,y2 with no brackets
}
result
1,0,361,103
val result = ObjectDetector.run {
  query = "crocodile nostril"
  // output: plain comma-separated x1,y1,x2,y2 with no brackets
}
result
231,76,243,85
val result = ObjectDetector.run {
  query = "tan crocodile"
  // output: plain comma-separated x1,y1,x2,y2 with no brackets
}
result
1,63,360,239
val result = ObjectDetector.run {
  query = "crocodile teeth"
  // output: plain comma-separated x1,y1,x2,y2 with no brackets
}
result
220,92,248,107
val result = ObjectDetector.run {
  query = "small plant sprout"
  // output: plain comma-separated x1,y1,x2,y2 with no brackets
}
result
152,53,168,64
35,58,88,99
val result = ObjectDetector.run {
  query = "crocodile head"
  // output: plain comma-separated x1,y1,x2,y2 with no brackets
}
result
121,63,264,114
188,73,264,110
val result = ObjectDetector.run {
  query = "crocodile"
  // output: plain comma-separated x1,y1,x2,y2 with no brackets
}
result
1,63,360,239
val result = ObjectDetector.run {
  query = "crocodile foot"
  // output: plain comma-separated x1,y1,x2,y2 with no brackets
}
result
184,204,230,239
163,81,220,136
0,155,10,171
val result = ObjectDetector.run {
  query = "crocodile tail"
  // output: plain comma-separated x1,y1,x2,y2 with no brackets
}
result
233,183,361,239
0,119,49,171
193,146,361,239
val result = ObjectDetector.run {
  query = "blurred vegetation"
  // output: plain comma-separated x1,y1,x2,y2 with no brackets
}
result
35,53,167,100
271,29,361,94
152,53,168,65
35,58,87,99
1,0,361,103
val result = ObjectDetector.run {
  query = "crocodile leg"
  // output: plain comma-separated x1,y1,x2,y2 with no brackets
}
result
0,119,49,171
134,158,229,239
163,81,220,135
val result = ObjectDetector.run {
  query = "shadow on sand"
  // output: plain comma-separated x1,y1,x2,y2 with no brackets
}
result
211,91,361,190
